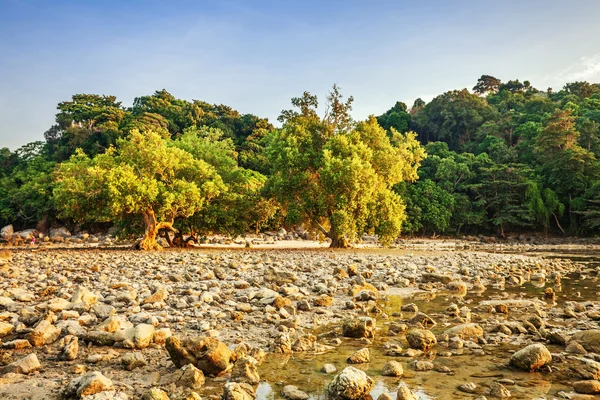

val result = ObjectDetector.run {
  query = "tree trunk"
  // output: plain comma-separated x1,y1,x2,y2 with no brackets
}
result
135,210,177,251
316,222,351,248
553,212,566,235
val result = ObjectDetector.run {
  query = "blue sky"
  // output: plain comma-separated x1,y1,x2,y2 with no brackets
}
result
1,0,600,149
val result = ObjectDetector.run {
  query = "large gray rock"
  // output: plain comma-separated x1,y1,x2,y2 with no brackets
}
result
327,366,374,400
59,335,79,361
396,384,417,400
381,361,403,377
510,343,552,371
0,224,13,239
230,356,260,384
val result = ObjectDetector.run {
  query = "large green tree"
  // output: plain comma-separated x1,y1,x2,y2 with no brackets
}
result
267,87,425,247
54,129,225,249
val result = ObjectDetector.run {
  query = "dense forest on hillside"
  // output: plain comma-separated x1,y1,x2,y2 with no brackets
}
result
2,76,600,248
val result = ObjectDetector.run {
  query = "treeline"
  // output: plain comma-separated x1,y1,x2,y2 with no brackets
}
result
1,77,599,248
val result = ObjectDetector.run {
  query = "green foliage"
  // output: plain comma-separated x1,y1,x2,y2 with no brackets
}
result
267,86,425,246
54,130,225,248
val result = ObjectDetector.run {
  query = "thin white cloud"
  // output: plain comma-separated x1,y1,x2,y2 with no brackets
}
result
551,54,600,83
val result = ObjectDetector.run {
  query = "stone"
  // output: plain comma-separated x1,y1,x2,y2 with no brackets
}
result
377,394,393,400
443,323,484,339
82,392,129,400
314,294,334,307
282,385,309,400
405,329,437,351
231,356,260,384
64,371,114,399
272,332,293,354
509,343,552,371
222,382,257,400
292,334,317,352
458,382,478,393
347,348,370,364
264,266,297,284
573,380,600,394
0,224,14,238
326,366,374,400
142,286,168,305
141,388,170,400
59,335,79,361
447,281,468,296
92,303,116,321
121,352,147,371
342,317,375,339
570,330,600,353
114,324,155,349
166,336,197,368
381,361,403,377
396,384,417,400
70,286,98,308
322,363,337,374
2,353,41,374
574,358,600,380
0,321,14,337
175,363,205,389
84,331,116,346
412,360,434,371
488,382,511,398
27,320,61,347
153,328,172,345
193,337,232,376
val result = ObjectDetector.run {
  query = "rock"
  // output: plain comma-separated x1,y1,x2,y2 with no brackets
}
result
565,341,587,354
82,392,129,400
570,330,600,353
292,334,317,352
396,384,417,400
342,317,375,339
326,366,374,400
175,363,205,389
488,382,511,398
193,337,231,376
0,224,14,238
1,353,41,374
444,323,484,339
509,343,552,371
121,352,147,371
166,336,197,368
141,388,170,400
0,321,14,337
322,363,337,374
447,281,468,296
405,329,437,351
222,382,257,400
50,227,71,238
573,358,600,380
347,348,370,364
282,385,309,400
64,371,114,399
231,356,260,384
264,266,297,284
377,395,393,400
84,331,116,346
422,273,452,284
59,335,79,361
573,380,600,394
272,332,293,354
458,382,478,393
381,361,403,377
27,320,61,347
412,360,434,371
70,286,98,308
92,303,116,321
142,286,168,305
114,324,154,349
314,294,334,307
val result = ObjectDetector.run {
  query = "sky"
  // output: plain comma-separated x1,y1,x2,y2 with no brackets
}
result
1,0,600,150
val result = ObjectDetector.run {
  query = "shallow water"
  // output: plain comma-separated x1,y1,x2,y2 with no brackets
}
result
250,251,600,399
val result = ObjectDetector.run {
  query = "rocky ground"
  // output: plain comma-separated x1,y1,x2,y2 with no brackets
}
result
0,248,600,399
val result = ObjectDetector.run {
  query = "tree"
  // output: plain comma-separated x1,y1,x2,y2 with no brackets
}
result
267,87,425,247
54,129,225,250
377,101,411,135
415,89,496,149
473,75,501,95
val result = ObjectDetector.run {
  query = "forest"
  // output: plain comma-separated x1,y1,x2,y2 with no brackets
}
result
1,76,600,248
